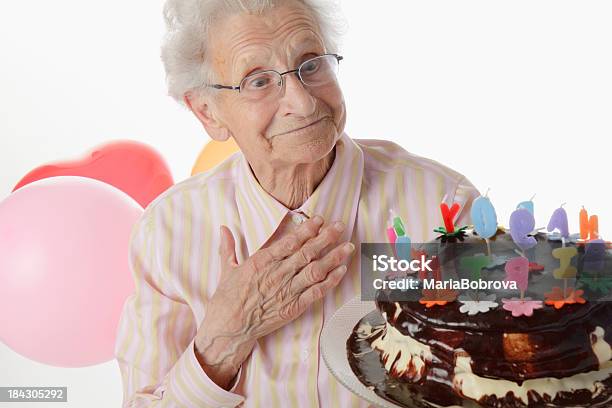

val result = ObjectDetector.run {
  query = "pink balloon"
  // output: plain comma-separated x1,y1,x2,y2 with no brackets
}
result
0,176,142,367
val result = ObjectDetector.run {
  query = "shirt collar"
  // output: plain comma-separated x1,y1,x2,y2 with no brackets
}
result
236,131,364,255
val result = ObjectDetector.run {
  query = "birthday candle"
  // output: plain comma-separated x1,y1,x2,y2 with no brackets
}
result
471,196,498,239
386,226,397,246
580,207,599,240
509,208,537,251
505,256,530,293
395,235,412,262
387,210,399,258
547,206,570,238
552,247,578,279
583,239,606,272
517,195,535,215
393,216,406,237
440,202,461,233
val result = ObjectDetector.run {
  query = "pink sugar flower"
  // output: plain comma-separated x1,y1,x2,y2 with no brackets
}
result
501,297,544,317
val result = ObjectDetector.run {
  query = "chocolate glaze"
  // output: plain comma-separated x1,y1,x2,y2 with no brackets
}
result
348,229,612,407
347,311,612,408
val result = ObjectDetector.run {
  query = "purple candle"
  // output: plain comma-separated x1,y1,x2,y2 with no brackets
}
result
584,239,606,272
547,206,570,238
509,208,537,251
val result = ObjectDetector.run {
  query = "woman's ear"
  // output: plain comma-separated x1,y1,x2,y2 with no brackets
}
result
183,91,231,142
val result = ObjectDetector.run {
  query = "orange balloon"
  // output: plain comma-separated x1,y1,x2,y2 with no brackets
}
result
191,138,240,175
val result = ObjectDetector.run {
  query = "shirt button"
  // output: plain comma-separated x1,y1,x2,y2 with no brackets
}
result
301,348,310,361
291,212,307,225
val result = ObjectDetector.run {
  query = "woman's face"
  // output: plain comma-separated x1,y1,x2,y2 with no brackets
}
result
190,0,346,168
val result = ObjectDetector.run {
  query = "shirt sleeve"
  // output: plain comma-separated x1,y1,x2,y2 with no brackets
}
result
452,175,481,227
114,208,246,408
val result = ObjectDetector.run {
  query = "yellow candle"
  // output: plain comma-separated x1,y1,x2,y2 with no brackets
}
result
552,246,578,279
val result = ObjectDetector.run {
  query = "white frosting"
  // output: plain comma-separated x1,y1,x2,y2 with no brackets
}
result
371,319,612,404
393,301,402,322
592,326,612,364
454,357,612,404
370,322,434,381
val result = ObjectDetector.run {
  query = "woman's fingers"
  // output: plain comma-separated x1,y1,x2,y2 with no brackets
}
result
260,215,325,263
296,264,349,313
263,220,346,289
286,220,347,271
288,240,354,295
246,215,323,274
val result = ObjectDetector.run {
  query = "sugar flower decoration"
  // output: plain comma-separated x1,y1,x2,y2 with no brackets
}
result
433,225,469,243
544,287,586,309
501,297,544,317
578,274,612,293
458,291,498,315
474,252,509,270
419,288,457,308
528,262,545,273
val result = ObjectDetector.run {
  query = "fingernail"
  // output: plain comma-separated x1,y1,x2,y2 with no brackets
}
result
344,242,355,252
334,221,345,232
339,264,348,273
312,215,323,225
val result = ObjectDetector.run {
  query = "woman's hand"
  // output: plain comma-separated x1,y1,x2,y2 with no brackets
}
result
194,215,355,389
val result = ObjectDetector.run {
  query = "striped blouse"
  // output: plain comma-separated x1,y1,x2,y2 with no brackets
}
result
114,132,480,407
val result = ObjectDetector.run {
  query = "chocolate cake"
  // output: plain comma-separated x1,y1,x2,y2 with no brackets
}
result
348,228,612,407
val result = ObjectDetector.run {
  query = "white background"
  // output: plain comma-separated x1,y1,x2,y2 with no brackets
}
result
1,1,611,406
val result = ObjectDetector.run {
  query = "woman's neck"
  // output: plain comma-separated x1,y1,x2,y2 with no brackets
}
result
249,147,336,210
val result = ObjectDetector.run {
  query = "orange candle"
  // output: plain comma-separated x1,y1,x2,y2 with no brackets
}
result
580,206,599,240
590,215,599,240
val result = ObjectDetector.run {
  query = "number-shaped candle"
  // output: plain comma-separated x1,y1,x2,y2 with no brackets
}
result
471,196,498,239
505,256,530,292
393,216,406,237
517,200,534,215
547,206,570,238
395,235,411,262
552,247,578,279
579,207,599,240
509,208,537,251
440,202,461,233
583,239,606,272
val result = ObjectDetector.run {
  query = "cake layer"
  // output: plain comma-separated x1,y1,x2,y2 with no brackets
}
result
348,313,612,407
377,299,612,381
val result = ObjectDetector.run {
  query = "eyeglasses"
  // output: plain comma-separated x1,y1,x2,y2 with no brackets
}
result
207,53,343,101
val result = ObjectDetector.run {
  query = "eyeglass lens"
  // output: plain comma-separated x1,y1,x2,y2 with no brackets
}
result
239,55,339,99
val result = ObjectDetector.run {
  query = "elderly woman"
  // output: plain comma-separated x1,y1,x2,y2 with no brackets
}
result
114,0,479,407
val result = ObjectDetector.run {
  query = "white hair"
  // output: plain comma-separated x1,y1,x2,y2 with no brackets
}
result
160,0,347,108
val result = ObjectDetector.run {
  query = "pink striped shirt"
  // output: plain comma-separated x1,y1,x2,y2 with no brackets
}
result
114,132,480,407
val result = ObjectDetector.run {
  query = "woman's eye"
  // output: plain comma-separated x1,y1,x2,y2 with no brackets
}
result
248,76,270,89
302,60,320,74
253,79,268,87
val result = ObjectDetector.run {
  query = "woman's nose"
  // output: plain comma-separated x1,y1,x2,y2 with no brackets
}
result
278,73,316,118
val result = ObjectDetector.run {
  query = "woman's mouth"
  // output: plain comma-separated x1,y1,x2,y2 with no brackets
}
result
271,117,330,138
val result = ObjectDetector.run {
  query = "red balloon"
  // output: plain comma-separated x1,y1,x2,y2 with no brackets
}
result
12,140,173,208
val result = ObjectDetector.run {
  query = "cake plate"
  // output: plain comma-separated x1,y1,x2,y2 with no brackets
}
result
320,295,406,408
